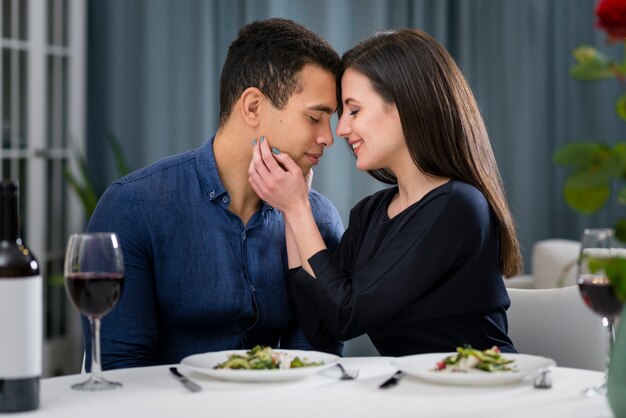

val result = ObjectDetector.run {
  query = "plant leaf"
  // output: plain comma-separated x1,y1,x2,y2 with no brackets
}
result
616,93,626,121
552,141,613,170
616,219,626,243
604,258,626,302
64,143,98,217
614,142,626,178
569,46,615,81
63,167,98,217
563,172,611,214
106,131,130,177
46,273,65,287
618,186,626,205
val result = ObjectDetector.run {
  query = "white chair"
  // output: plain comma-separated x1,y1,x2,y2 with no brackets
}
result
506,239,580,289
507,286,607,371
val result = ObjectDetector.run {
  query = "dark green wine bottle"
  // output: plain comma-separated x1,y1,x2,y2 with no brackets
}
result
0,180,41,412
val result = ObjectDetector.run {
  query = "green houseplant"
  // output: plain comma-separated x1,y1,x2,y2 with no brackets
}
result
552,1,626,413
553,0,626,297
47,133,130,288
65,132,130,218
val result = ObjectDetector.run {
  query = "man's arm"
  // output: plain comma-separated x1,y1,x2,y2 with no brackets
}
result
83,182,158,370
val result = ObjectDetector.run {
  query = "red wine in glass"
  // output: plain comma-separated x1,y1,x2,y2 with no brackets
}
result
64,232,124,391
578,275,623,319
65,272,124,318
577,228,624,397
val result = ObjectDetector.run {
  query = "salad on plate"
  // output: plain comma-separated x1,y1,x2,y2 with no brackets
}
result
213,345,323,370
434,345,517,373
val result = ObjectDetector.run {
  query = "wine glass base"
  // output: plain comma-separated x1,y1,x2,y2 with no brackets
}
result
71,375,122,391
582,382,606,397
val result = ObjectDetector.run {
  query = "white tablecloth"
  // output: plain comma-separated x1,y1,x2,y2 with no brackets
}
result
22,357,612,417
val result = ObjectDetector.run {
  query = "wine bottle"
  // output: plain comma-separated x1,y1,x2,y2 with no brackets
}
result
0,180,41,412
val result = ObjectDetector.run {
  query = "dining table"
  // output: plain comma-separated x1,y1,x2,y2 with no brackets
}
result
21,356,612,417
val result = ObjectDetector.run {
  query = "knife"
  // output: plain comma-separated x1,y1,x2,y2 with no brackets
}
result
169,367,202,392
379,370,406,389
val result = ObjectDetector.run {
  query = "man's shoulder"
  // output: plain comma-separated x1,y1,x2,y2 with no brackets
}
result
308,188,344,233
308,188,339,216
114,148,198,187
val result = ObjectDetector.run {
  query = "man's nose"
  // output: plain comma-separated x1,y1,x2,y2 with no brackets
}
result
318,123,334,148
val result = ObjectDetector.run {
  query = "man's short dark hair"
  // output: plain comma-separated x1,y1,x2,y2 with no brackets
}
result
218,18,340,126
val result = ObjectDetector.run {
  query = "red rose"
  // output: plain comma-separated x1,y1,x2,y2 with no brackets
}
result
596,0,626,40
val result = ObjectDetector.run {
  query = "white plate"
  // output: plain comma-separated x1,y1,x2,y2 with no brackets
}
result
180,349,339,382
392,352,556,386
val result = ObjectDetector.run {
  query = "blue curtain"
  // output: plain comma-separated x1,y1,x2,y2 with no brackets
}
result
87,0,625,271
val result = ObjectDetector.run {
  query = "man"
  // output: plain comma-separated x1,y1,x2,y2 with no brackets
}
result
84,18,344,370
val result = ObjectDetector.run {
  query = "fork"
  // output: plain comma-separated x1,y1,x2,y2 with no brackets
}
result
533,369,552,389
335,363,359,380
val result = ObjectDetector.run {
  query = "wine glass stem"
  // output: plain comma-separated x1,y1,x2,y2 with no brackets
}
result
89,317,104,379
602,317,615,387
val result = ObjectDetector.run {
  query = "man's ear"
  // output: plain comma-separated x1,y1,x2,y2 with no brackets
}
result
239,87,265,127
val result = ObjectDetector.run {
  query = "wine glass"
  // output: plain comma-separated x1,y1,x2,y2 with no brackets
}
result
64,233,124,391
577,228,624,397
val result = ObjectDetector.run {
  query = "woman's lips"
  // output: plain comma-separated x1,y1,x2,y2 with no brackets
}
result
351,140,363,155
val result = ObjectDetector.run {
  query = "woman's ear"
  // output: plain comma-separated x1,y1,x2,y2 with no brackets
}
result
239,87,265,127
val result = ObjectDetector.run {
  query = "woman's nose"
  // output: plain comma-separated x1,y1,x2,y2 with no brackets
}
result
335,113,351,137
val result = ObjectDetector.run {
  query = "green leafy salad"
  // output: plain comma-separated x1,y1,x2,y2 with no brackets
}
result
213,345,323,370
434,346,516,373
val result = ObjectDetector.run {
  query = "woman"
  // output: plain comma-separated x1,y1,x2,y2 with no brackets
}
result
248,29,522,355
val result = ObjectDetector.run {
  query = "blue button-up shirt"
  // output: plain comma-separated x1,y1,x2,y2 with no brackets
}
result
83,135,344,370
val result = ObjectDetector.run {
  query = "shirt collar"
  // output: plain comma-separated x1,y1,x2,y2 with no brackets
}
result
196,134,274,212
196,134,227,202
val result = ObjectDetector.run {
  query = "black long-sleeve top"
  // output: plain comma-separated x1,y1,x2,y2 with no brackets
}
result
288,180,516,356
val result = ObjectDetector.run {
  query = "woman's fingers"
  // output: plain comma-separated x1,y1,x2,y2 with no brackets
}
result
248,170,268,200
249,135,311,210
248,137,285,200
270,149,302,176
250,137,271,178
258,136,285,174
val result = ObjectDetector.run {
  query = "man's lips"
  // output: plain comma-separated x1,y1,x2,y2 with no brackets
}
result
306,153,322,165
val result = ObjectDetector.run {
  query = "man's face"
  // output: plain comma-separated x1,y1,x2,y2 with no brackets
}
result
259,64,337,175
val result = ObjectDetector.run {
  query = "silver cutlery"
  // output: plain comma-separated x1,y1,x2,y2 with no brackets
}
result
379,370,406,389
169,367,202,392
336,363,359,380
533,369,552,389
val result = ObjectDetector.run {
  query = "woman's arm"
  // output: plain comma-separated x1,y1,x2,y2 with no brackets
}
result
248,137,326,276
292,186,499,341
285,223,301,269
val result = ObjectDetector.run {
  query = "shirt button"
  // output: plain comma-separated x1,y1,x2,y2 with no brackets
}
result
209,190,215,198
242,232,246,240
223,196,229,203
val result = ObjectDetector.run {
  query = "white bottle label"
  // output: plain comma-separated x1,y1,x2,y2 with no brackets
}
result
0,275,42,378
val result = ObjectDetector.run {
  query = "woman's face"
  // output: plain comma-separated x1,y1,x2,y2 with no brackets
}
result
335,68,406,172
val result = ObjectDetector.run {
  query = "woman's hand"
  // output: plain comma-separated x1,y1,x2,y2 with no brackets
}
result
248,136,310,214
248,136,327,276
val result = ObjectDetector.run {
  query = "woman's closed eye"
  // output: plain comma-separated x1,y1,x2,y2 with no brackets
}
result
349,109,360,116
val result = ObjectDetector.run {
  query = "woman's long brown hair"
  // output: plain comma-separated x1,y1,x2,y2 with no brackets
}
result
341,29,522,277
